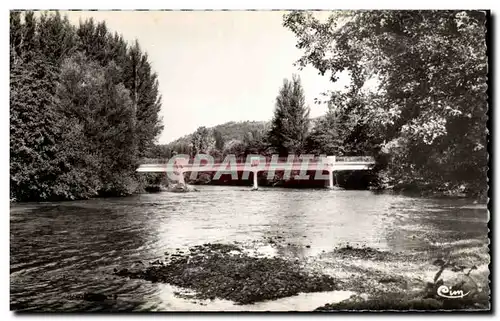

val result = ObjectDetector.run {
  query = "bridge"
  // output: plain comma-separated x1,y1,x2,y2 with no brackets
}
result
137,155,376,189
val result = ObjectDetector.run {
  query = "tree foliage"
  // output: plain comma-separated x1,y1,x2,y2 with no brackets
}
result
10,55,64,200
306,104,343,156
284,10,488,195
10,11,163,201
191,126,215,155
213,129,225,151
268,75,310,155
55,53,138,196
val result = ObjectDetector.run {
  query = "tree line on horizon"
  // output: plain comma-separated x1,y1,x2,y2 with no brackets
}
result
155,10,488,196
10,11,163,201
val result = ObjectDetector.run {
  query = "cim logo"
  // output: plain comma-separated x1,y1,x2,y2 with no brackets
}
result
437,285,470,299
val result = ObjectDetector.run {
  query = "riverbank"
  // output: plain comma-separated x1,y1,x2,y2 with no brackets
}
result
144,181,488,202
112,239,490,311
313,244,490,311
10,168,488,203
115,243,338,304
185,170,488,200
11,185,487,204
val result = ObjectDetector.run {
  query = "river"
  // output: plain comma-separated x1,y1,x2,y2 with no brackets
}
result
10,186,489,311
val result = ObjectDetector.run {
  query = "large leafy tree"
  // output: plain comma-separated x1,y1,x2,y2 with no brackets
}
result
306,105,343,156
284,10,488,194
77,21,163,157
10,11,164,201
191,126,214,156
213,129,225,151
55,53,137,196
10,56,62,201
38,12,77,67
10,12,22,60
268,75,310,155
9,11,71,201
243,128,268,155
128,43,163,156
128,44,163,156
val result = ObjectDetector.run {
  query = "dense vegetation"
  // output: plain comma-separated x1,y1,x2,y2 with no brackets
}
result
151,76,314,160
150,75,370,189
282,10,488,197
11,10,488,199
155,11,488,197
10,11,163,201
267,75,310,155
149,121,269,159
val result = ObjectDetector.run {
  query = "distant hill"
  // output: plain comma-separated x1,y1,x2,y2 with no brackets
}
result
166,120,269,148
210,120,271,142
163,116,324,151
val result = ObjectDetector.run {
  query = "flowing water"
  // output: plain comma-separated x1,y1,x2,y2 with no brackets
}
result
10,186,489,311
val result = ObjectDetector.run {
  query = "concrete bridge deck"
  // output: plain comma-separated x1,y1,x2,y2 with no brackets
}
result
137,161,374,172
136,156,376,189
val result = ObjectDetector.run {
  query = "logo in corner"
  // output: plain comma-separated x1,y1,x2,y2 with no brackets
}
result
437,285,470,299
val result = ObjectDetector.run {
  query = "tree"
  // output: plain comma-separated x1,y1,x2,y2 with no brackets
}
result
55,53,137,196
191,126,214,156
213,129,225,151
10,54,63,201
124,41,164,156
38,12,77,67
9,11,165,201
243,129,268,155
20,11,37,61
223,140,246,158
284,10,488,194
76,21,163,157
10,11,22,63
306,104,344,156
268,75,310,155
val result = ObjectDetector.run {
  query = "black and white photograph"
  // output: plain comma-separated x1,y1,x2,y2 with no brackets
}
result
9,8,491,313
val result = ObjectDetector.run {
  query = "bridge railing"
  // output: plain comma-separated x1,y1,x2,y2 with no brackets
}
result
335,156,375,163
139,155,375,165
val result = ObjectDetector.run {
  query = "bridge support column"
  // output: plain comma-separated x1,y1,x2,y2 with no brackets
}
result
327,155,336,189
252,170,258,190
178,170,186,186
328,170,334,189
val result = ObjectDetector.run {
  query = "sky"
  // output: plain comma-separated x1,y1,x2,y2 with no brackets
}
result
61,11,348,143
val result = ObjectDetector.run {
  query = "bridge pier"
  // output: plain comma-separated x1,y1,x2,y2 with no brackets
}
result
177,170,186,186
172,160,186,186
327,156,336,189
328,170,334,189
252,170,258,190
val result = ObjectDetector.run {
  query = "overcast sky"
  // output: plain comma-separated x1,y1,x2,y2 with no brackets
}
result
61,11,348,143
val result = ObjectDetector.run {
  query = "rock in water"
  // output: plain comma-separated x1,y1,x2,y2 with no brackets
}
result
167,183,198,193
114,242,338,304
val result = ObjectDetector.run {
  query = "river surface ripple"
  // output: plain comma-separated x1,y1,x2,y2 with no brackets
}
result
10,186,489,311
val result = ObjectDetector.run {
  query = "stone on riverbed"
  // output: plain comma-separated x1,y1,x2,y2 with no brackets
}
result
114,243,338,304
329,244,401,261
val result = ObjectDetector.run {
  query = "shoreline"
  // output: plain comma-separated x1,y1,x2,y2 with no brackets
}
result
110,240,490,311
10,184,488,204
